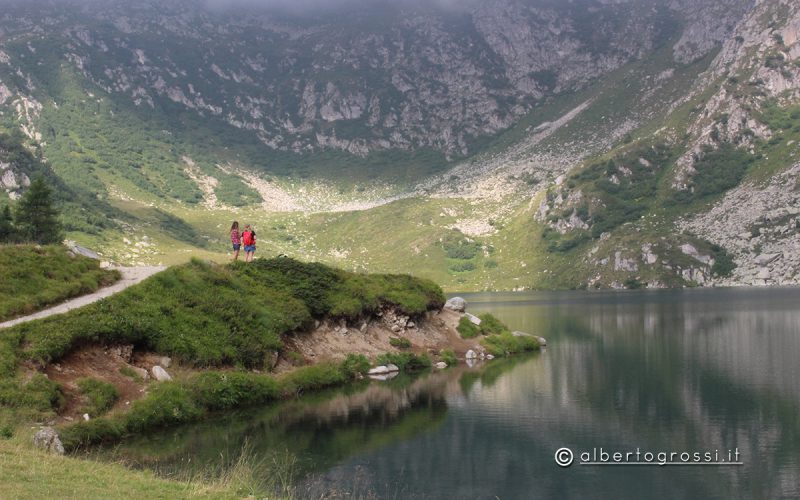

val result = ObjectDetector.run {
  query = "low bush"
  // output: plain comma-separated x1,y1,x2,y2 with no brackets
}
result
478,314,510,335
389,337,412,349
279,363,347,396
340,354,370,378
480,332,540,358
457,317,481,339
187,372,280,411
76,378,119,417
439,349,457,366
375,352,432,372
457,313,510,339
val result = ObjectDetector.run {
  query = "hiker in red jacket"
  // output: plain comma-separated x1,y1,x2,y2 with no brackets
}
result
241,224,256,262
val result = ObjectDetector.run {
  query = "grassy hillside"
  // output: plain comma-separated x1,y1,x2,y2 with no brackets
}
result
0,245,120,322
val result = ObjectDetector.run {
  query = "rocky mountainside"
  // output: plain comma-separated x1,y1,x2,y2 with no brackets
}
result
0,0,749,159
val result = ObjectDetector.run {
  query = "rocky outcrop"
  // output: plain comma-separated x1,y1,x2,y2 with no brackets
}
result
679,163,800,286
33,427,64,455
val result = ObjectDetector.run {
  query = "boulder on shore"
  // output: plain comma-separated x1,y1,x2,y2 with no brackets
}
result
386,363,400,373
444,297,467,312
151,365,172,381
434,361,448,369
465,349,477,359
33,427,64,455
368,365,390,375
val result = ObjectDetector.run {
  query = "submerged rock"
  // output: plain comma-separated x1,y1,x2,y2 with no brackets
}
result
151,365,172,381
33,427,64,455
444,297,467,312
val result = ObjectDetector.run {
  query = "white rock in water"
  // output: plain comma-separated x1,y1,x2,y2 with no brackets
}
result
368,365,390,375
386,364,400,373
434,361,448,369
151,365,172,381
444,297,467,312
33,427,64,455
465,349,477,359
486,354,495,360
535,336,548,347
465,313,481,326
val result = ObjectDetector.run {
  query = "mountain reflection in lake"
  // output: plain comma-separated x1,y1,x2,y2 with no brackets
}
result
95,288,800,499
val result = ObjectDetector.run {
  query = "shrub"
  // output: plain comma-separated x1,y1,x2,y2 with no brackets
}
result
187,372,280,411
279,363,347,396
389,337,412,349
480,332,540,358
375,352,432,372
124,383,203,433
478,314,510,335
711,247,736,278
119,366,143,382
340,354,370,378
76,378,119,417
439,349,457,366
449,261,476,273
457,316,481,339
458,313,510,338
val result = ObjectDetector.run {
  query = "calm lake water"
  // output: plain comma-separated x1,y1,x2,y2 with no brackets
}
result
97,288,800,499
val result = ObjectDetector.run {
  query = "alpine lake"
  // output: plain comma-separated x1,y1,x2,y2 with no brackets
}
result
86,287,800,499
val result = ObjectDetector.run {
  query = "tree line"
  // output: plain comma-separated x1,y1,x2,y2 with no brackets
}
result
0,176,63,245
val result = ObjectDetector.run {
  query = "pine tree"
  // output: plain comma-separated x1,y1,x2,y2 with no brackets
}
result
14,176,63,244
0,204,13,243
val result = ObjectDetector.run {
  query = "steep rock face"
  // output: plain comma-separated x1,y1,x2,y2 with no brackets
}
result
0,0,752,159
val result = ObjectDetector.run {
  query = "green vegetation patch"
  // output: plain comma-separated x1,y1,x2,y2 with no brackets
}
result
480,332,540,358
0,245,120,322
439,349,457,366
669,144,755,204
375,352,432,372
389,337,412,349
457,313,511,339
76,378,119,417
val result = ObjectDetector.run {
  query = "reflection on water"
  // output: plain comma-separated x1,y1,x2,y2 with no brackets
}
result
99,288,800,498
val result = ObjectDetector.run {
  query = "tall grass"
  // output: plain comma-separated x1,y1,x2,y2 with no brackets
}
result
0,244,120,321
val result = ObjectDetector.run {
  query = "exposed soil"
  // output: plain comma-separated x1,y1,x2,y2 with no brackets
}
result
45,346,148,422
278,308,480,372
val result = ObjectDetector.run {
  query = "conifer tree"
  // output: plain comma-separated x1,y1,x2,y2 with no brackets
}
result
0,204,13,243
14,176,63,244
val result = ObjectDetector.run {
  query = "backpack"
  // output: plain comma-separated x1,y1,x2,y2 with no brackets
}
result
242,231,255,246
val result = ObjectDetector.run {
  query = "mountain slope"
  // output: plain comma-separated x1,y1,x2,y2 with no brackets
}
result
5,0,800,291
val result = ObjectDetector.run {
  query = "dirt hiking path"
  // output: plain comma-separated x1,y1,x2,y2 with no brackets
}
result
0,266,165,329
